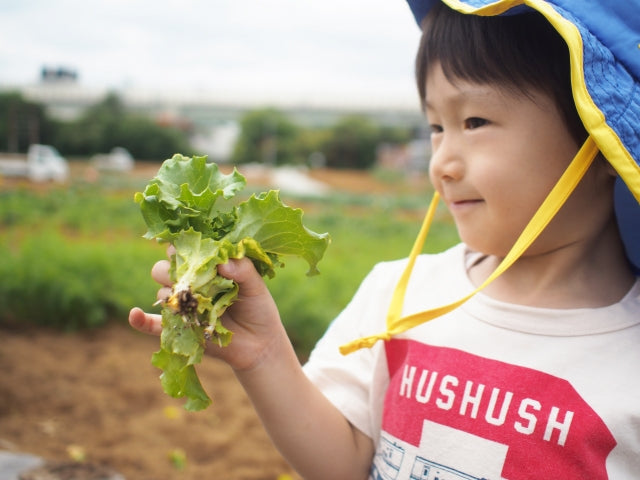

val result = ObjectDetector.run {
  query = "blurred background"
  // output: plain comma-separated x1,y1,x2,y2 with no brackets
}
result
0,0,433,167
0,2,459,479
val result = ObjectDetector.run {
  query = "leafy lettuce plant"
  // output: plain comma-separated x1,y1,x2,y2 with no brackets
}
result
135,154,330,410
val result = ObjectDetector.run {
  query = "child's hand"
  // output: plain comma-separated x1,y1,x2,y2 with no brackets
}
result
128,246,173,337
210,257,285,371
128,251,285,372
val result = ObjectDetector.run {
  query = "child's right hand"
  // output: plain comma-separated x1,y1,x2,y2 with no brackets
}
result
128,250,287,373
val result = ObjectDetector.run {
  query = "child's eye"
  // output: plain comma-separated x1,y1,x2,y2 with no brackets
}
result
464,117,489,129
429,124,443,134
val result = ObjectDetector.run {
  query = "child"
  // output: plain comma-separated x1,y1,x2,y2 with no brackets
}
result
130,1,640,478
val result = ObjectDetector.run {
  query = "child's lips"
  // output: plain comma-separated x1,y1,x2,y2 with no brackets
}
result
449,198,483,212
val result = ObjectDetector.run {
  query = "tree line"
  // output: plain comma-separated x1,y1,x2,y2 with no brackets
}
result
0,91,191,161
230,107,413,170
0,91,413,169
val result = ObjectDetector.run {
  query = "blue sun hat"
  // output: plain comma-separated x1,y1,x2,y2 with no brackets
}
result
340,0,640,354
407,0,640,273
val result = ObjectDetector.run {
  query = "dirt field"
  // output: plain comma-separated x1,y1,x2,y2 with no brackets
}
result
0,162,430,479
0,322,302,480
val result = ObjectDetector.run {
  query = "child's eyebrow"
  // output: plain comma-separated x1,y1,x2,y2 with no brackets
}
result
426,83,511,112
423,98,436,110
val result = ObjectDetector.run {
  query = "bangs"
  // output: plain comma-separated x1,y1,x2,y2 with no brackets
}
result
415,2,585,143
417,5,567,98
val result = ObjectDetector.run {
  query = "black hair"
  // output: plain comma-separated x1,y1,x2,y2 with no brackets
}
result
415,2,587,145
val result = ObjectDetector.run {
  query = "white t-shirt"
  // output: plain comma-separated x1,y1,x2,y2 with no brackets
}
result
304,243,640,479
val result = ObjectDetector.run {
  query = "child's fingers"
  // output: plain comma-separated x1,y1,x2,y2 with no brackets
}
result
157,286,171,303
129,307,162,336
217,257,266,298
151,259,172,287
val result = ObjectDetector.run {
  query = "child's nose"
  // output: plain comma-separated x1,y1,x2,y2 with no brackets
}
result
429,135,464,182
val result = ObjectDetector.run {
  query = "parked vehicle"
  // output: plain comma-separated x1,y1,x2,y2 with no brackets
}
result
0,144,69,182
91,147,134,172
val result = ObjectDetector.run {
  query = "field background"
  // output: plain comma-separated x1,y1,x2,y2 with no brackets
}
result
0,162,458,480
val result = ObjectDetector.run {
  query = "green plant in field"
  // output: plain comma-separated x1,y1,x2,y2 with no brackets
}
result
0,186,144,234
168,448,187,470
0,231,162,330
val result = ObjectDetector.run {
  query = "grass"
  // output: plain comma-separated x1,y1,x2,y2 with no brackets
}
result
0,183,164,330
0,172,459,355
0,230,164,330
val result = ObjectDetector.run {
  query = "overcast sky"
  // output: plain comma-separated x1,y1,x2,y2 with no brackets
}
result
0,0,424,109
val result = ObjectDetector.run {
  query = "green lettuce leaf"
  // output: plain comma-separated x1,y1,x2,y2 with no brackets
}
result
135,154,330,411
227,190,329,277
134,154,246,242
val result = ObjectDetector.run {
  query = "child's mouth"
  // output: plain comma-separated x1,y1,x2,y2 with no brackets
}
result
450,199,483,210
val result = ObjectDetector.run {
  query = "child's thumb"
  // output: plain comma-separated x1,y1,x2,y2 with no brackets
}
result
218,258,264,295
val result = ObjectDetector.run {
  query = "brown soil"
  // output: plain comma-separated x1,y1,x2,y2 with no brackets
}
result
0,322,299,480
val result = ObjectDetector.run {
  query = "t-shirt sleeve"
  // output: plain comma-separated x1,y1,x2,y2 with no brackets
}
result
302,260,405,439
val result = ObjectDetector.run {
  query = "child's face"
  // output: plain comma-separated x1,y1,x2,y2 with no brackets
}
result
425,62,610,257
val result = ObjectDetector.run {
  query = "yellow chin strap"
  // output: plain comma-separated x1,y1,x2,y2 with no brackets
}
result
340,136,600,355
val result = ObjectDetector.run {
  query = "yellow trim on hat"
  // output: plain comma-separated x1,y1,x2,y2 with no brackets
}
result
526,1,640,203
